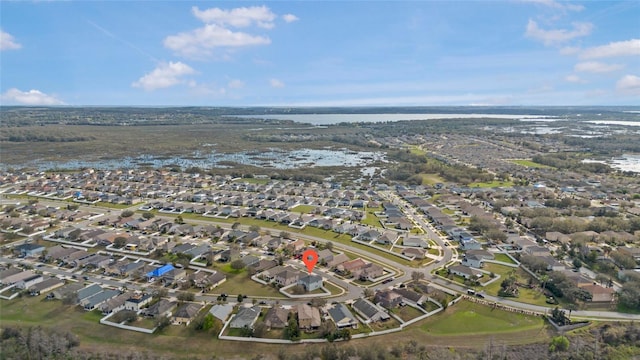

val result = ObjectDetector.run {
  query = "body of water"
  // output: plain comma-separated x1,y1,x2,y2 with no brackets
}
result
583,154,640,173
9,148,385,172
238,113,556,125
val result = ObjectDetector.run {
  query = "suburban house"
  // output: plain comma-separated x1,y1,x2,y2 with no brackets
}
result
230,305,261,329
172,303,203,326
146,264,175,281
100,292,131,315
462,253,485,268
124,293,153,312
393,288,426,306
274,268,301,287
448,264,483,280
337,258,367,277
28,277,64,296
328,303,358,329
403,236,428,248
374,289,403,308
402,247,425,259
297,304,321,330
16,274,43,290
297,274,323,292
48,282,84,300
141,299,176,318
82,289,120,311
358,263,384,281
352,298,390,323
15,243,46,258
263,307,289,329
209,304,234,322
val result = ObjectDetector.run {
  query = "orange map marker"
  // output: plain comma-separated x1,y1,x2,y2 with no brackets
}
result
302,249,318,273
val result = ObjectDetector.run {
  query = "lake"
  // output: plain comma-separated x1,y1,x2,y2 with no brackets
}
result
238,113,556,125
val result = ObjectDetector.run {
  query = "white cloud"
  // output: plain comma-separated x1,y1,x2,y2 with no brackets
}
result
228,79,245,89
192,6,277,29
164,24,271,58
282,14,299,23
525,20,592,46
270,78,285,88
565,74,586,83
574,61,623,73
616,75,640,95
132,61,196,91
559,46,580,55
0,30,22,51
580,39,640,59
521,0,584,12
1,88,64,105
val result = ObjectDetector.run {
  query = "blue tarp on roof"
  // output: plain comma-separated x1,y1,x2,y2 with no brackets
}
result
146,264,174,278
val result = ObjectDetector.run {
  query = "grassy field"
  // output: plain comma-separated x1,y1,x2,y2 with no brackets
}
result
510,159,553,169
362,206,384,228
213,267,284,298
0,294,555,358
482,263,550,307
418,173,445,185
391,305,425,322
420,300,545,335
494,253,518,264
468,180,515,188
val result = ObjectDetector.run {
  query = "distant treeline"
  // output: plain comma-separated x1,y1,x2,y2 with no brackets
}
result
532,153,612,173
0,128,95,142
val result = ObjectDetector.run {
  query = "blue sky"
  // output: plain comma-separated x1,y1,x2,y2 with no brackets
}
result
1,1,639,106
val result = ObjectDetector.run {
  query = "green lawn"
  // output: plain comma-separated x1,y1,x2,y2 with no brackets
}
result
289,205,316,214
468,180,515,188
510,159,553,169
494,253,518,264
391,305,425,322
420,300,544,335
418,173,445,185
362,207,384,228
213,267,284,298
482,263,550,307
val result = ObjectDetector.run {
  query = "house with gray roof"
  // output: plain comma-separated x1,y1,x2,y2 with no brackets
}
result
230,305,261,329
172,303,203,326
209,304,234,322
28,277,64,296
297,274,323,292
141,299,176,318
77,284,103,303
403,236,428,248
328,303,358,329
352,298,389,323
82,289,120,311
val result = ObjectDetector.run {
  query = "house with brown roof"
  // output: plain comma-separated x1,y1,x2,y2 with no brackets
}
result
172,303,203,326
297,304,321,330
263,307,289,329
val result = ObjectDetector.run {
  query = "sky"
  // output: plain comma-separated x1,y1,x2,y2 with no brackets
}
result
1,1,639,106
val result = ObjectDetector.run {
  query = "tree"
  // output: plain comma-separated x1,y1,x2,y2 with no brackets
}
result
120,210,134,218
285,317,300,340
572,258,583,270
617,281,640,311
248,225,261,233
232,222,241,230
198,313,215,331
177,292,195,302
411,271,425,282
142,211,155,220
230,259,245,271
113,236,127,248
237,294,244,303
363,288,374,299
549,336,570,352
175,215,184,224
280,231,290,239
325,242,334,251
